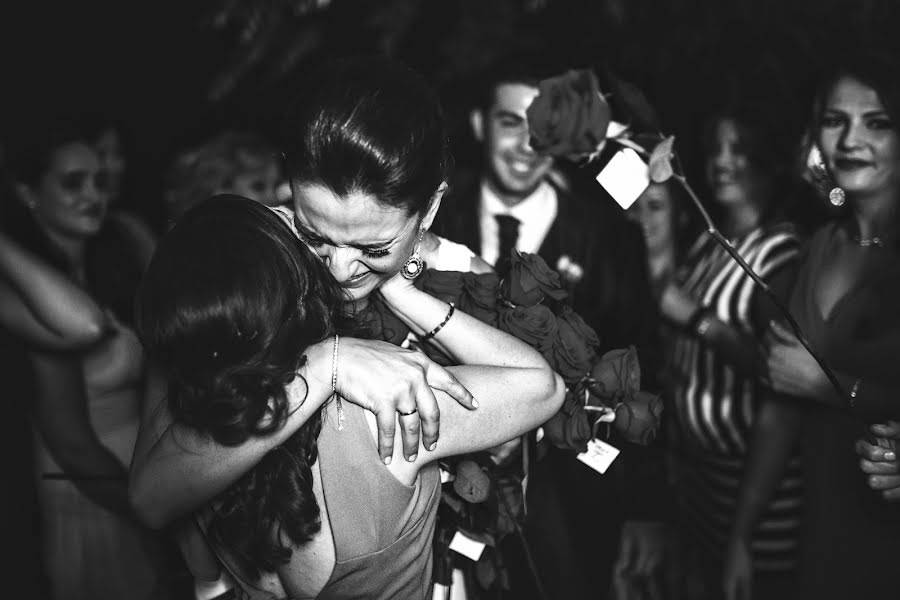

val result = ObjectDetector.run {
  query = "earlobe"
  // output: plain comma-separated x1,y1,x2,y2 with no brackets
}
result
420,182,447,230
470,109,485,143
16,184,36,210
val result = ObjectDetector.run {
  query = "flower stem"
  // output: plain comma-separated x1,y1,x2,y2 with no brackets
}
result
673,175,850,405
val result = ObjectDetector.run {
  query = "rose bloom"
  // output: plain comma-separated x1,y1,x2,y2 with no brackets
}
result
549,310,600,384
588,346,641,399
501,252,568,306
613,391,663,445
497,304,559,354
525,69,611,161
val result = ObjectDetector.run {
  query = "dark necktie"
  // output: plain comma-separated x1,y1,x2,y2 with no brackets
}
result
495,214,521,277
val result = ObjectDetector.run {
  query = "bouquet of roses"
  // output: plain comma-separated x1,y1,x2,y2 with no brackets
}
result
414,250,661,593
417,250,663,453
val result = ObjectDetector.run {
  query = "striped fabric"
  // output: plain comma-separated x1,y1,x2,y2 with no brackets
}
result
670,222,803,570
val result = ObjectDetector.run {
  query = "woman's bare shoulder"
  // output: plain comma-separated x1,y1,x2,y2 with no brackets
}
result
422,232,493,274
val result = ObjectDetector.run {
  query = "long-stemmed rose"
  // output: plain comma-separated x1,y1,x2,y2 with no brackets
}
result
524,67,854,411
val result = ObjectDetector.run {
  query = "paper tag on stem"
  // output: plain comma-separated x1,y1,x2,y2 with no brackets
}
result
596,148,650,210
449,531,487,561
576,438,620,474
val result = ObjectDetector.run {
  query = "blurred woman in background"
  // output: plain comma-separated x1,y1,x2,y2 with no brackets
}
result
660,106,803,600
4,123,171,600
163,130,287,226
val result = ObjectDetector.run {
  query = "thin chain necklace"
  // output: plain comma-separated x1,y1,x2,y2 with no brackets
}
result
852,235,886,247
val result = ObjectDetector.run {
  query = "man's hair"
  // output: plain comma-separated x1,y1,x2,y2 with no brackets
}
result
473,51,568,113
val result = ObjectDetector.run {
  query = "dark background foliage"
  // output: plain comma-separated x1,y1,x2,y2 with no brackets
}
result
3,0,900,227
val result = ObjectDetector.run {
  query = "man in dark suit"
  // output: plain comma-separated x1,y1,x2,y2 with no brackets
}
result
433,55,668,599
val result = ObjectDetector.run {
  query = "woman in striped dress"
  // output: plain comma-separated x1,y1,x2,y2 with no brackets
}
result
659,107,802,600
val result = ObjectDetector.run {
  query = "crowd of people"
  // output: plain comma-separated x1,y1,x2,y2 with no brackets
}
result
1,41,898,600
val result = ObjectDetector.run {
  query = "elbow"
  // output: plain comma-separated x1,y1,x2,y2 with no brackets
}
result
54,314,107,350
74,318,106,346
543,371,566,419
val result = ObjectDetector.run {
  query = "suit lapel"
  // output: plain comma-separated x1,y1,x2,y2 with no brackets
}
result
538,182,574,271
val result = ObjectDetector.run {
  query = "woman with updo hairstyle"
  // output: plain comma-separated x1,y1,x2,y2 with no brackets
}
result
728,46,900,599
164,130,285,225
137,195,563,598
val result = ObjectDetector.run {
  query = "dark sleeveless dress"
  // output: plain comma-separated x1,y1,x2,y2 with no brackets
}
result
216,399,441,600
788,222,900,598
315,401,441,599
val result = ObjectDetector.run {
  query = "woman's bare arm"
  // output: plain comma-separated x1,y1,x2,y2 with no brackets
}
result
32,351,135,519
0,233,108,350
129,337,474,528
382,363,565,484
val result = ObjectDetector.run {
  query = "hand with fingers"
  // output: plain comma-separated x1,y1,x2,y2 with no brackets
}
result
659,281,698,326
722,536,752,600
763,320,831,400
333,337,478,464
614,521,665,582
856,421,900,501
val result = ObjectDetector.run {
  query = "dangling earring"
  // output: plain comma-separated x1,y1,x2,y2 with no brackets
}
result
828,186,846,207
401,229,426,280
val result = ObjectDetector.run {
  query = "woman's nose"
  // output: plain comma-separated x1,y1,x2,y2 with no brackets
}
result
84,179,107,203
320,246,360,283
712,146,733,168
839,122,863,150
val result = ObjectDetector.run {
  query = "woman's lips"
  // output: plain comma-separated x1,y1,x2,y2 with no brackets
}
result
710,169,739,186
834,157,873,171
340,271,371,288
81,203,106,218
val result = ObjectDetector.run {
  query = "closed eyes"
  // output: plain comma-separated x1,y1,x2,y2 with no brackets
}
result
295,228,392,258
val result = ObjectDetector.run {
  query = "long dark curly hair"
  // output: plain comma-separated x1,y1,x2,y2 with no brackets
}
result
136,195,349,578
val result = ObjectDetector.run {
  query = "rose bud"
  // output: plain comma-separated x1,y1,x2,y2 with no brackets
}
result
453,460,492,504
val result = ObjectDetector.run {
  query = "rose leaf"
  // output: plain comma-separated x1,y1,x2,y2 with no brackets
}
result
648,135,676,183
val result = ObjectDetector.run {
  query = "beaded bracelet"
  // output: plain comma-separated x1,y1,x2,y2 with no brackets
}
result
332,333,344,431
420,302,455,342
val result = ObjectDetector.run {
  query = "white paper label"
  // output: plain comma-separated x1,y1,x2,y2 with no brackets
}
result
449,530,487,561
576,438,621,474
439,468,454,484
595,148,650,210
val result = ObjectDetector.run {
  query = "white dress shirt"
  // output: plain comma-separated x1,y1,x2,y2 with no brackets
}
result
478,180,558,267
